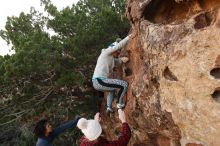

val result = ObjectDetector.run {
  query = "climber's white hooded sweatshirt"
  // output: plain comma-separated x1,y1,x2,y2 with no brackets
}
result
92,35,130,79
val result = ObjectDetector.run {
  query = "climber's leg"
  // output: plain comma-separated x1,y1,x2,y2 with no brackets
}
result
95,78,128,109
114,80,128,109
106,90,115,112
93,79,115,112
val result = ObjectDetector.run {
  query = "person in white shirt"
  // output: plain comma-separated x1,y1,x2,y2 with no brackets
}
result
92,35,131,113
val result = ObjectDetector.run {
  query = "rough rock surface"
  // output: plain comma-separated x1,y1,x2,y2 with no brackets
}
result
101,0,220,146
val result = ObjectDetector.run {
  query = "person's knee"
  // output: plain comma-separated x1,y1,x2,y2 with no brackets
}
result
123,81,128,89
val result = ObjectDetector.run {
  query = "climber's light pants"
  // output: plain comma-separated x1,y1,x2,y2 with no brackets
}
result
92,78,128,108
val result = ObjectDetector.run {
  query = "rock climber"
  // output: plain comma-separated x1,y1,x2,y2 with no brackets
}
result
92,35,131,113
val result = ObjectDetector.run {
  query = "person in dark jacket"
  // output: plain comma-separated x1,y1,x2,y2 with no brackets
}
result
34,117,80,146
77,109,131,146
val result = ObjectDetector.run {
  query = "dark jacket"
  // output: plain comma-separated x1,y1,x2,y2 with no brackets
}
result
36,118,80,146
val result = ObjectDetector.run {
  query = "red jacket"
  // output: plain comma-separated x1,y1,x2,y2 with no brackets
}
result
79,123,131,146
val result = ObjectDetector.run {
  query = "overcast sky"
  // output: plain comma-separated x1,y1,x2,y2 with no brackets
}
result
0,0,79,56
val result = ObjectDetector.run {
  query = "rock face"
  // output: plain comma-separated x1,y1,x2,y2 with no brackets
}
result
101,0,220,146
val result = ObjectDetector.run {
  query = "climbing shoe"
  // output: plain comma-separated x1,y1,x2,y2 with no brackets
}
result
106,107,114,113
117,103,125,109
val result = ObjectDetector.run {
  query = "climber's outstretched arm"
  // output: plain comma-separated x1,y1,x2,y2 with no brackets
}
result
104,35,130,55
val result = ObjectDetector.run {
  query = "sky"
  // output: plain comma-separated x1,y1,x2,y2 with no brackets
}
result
0,0,79,56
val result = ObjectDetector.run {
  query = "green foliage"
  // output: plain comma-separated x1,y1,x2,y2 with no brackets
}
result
0,11,62,78
15,126,35,146
56,71,85,86
44,0,129,65
0,0,129,80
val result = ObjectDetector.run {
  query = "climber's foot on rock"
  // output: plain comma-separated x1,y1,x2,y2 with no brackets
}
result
106,107,114,113
117,103,125,109
106,107,114,117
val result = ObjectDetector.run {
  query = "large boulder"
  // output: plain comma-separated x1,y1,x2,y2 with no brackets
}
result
102,0,220,146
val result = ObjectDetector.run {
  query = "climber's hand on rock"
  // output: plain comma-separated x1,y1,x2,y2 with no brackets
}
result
94,112,101,122
118,109,126,123
120,57,129,63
